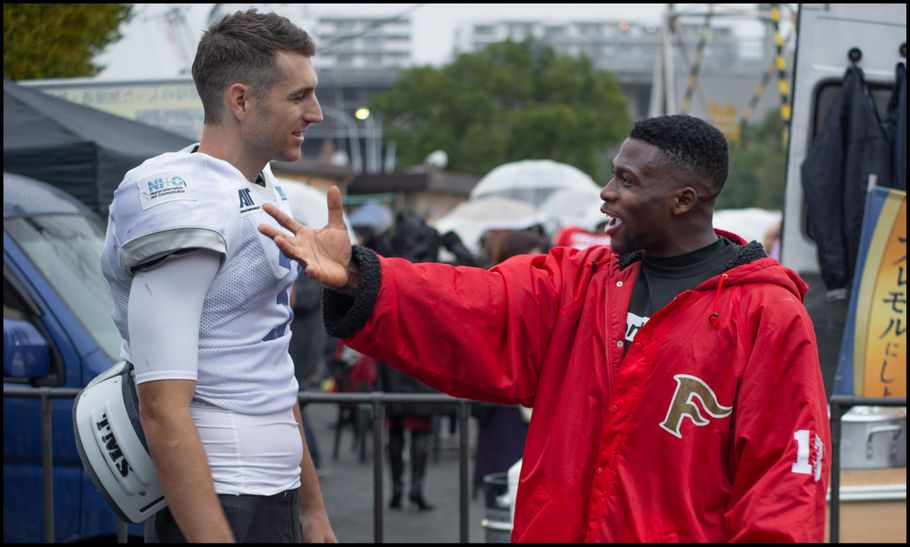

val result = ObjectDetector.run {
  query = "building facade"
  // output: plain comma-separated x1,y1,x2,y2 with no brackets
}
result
453,14,783,131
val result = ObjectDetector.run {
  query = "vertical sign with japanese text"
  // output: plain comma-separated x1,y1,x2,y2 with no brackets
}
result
834,187,906,398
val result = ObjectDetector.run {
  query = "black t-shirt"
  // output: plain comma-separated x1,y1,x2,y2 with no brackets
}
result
624,237,737,350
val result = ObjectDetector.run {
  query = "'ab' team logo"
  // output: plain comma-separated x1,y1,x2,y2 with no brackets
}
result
238,188,259,213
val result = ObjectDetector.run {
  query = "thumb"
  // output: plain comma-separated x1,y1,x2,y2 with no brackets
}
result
326,186,346,230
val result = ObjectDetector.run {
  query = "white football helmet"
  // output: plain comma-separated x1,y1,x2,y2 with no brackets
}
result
73,361,167,523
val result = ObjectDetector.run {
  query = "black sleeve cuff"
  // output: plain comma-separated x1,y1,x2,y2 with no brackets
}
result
323,245,381,339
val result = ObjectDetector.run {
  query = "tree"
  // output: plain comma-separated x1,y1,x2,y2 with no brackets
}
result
4,4,133,80
371,40,631,181
720,111,788,210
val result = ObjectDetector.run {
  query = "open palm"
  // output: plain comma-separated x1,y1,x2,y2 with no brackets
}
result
258,186,353,290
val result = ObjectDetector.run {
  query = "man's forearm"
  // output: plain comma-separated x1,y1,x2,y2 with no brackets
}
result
143,412,235,542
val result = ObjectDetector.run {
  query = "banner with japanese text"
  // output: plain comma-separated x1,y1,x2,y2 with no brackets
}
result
833,186,906,398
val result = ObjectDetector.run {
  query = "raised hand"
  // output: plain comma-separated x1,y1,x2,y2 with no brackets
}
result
258,186,354,291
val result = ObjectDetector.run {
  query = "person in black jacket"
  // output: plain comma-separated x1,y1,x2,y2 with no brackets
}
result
358,210,477,510
377,363,439,510
470,229,548,496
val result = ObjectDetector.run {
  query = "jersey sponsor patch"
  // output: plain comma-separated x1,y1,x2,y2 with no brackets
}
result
138,172,194,210
275,185,289,201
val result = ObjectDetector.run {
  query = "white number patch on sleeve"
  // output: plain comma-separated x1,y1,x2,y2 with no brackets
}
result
791,429,824,481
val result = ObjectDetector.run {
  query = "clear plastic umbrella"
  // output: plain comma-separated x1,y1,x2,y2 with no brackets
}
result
435,196,542,253
347,201,394,233
537,187,606,235
469,159,601,207
712,208,781,244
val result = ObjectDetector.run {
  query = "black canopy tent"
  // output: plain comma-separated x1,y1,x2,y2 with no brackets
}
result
3,79,194,218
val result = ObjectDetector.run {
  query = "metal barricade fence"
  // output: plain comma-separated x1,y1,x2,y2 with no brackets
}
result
9,385,905,543
2,386,472,544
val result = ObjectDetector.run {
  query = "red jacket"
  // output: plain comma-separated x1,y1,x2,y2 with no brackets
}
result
325,233,830,542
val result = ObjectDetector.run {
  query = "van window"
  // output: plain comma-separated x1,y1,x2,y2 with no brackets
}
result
801,80,896,241
811,80,895,139
3,275,28,320
4,214,121,360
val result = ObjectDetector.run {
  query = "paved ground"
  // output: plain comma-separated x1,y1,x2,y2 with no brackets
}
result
301,399,508,543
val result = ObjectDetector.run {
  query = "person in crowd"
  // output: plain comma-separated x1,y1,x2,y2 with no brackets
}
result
289,270,335,474
376,361,440,511
359,210,476,511
471,229,548,497
551,221,612,250
763,220,782,261
259,114,830,542
100,9,335,542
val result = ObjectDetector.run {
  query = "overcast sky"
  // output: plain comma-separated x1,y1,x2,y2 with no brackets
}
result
94,3,771,81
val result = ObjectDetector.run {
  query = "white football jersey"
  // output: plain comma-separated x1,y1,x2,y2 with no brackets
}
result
100,150,301,415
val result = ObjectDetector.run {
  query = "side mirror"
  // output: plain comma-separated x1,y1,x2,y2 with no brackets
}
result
3,319,50,378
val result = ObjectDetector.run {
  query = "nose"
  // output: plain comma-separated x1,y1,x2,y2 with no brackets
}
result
306,96,324,125
600,177,617,202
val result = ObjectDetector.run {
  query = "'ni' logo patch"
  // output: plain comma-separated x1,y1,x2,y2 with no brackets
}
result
138,173,193,210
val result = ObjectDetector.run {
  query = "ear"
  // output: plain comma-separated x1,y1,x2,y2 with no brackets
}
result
226,83,252,121
672,186,698,215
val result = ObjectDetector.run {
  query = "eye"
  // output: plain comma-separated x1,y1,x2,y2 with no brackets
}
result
612,170,632,186
610,167,632,186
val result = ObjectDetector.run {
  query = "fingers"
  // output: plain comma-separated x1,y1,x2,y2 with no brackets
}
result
271,235,308,269
257,222,284,240
261,203,303,234
326,186,346,229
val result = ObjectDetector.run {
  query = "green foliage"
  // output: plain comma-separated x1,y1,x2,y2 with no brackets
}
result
4,3,133,80
720,112,788,210
371,40,631,181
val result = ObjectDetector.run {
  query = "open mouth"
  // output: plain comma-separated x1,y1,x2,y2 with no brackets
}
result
604,215,623,236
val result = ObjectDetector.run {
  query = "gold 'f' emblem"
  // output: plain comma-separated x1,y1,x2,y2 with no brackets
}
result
660,374,733,439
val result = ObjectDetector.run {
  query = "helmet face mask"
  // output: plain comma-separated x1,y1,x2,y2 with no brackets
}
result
73,362,166,523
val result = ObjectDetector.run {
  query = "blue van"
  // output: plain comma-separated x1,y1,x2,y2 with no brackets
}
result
3,171,143,542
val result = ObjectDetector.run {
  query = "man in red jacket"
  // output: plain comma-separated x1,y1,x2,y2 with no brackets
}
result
259,115,830,542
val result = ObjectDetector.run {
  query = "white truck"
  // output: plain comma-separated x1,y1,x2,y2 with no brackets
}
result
781,3,905,394
780,4,906,543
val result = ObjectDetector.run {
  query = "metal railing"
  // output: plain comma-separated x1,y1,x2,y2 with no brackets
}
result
12,385,900,543
2,386,473,544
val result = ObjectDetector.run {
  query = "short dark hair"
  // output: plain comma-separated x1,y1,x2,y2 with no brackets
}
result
192,9,316,124
629,115,729,197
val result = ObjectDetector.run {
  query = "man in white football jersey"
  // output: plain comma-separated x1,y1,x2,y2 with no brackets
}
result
99,9,335,542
